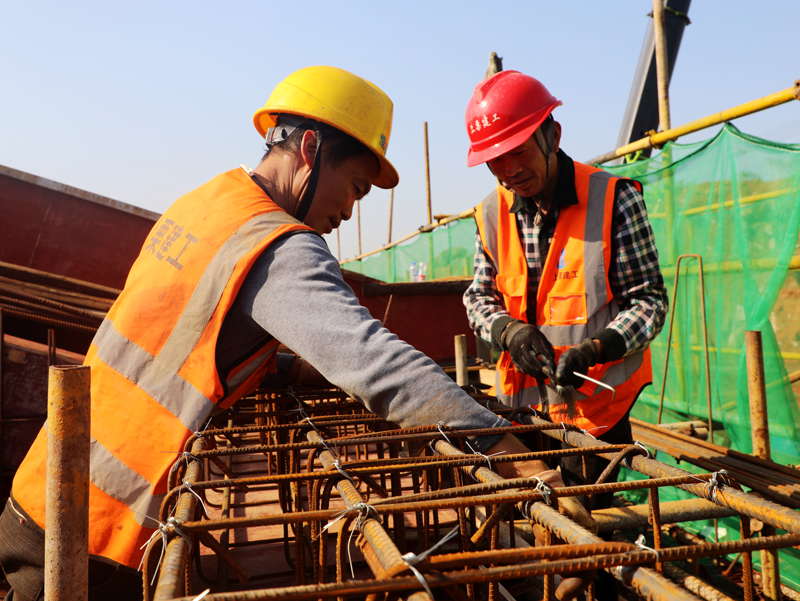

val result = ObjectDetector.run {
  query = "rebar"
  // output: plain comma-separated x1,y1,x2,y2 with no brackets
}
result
45,365,91,601
148,386,800,601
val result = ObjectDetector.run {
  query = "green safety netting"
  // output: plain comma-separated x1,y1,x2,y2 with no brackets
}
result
605,123,800,464
345,123,800,587
343,209,481,282
607,123,800,589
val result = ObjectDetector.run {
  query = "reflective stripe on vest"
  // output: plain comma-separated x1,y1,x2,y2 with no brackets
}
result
475,163,651,430
13,168,313,567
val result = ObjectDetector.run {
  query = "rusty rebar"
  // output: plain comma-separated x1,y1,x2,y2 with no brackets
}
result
45,365,91,601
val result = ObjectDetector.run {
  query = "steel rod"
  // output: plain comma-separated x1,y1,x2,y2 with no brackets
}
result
455,335,468,386
45,365,91,601
424,122,432,225
587,80,800,165
652,0,672,132
745,330,781,601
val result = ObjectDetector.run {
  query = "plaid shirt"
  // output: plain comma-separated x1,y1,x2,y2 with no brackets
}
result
464,151,667,357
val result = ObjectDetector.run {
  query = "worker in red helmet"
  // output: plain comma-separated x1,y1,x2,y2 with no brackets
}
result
463,67,667,557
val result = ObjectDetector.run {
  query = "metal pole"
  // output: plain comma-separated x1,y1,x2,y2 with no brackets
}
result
586,80,800,165
745,330,780,601
455,335,469,387
423,122,432,224
652,0,672,132
356,200,362,257
388,188,394,245
45,365,91,601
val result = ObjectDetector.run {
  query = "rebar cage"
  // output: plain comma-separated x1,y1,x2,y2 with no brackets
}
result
145,385,800,601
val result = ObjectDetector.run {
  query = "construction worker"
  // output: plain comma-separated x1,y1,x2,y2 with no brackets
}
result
0,66,591,601
463,70,667,511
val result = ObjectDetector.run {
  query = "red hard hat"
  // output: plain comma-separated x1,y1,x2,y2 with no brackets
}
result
465,71,562,167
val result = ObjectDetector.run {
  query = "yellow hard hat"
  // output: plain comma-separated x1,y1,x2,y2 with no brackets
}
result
254,66,399,189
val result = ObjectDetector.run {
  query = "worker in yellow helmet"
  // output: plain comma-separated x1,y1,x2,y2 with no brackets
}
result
0,66,591,600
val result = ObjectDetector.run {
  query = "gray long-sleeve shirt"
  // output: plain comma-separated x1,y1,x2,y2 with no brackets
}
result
216,230,509,450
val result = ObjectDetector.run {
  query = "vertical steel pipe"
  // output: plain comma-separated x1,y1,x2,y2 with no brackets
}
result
45,365,91,601
744,330,780,601
423,122,432,225
745,331,771,459
356,199,362,257
387,188,394,245
652,0,672,131
454,335,468,387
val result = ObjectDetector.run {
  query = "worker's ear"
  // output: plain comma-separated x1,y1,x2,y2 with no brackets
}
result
299,129,319,169
551,121,562,155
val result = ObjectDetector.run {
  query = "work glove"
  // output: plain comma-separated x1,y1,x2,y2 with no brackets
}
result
555,338,599,389
500,320,556,380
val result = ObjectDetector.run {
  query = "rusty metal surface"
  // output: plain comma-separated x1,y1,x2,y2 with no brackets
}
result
594,498,737,532
146,387,800,601
44,365,91,601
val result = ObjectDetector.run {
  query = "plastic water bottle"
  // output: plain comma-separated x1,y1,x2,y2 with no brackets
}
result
409,262,418,282
418,262,427,281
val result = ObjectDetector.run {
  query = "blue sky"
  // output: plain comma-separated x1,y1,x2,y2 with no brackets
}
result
2,1,799,260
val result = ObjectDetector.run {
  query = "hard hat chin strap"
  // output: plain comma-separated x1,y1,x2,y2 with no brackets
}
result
294,128,322,223
264,115,323,223
533,116,556,192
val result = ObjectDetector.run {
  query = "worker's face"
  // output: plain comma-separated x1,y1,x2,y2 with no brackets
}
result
486,122,561,198
304,151,380,235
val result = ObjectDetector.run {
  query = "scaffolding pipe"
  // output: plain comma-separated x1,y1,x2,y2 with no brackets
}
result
387,188,394,244
745,330,781,601
45,365,91,601
587,80,800,165
652,0,672,132
424,122,432,225
339,205,478,264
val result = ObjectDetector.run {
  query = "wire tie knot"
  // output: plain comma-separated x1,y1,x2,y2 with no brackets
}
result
330,502,382,578
401,525,460,598
165,516,191,544
533,477,554,507
138,520,171,583
180,479,209,519
633,533,660,563
193,418,213,439
465,441,505,480
703,469,729,504
437,421,452,444
579,426,607,439
169,452,201,482
332,457,357,485
623,441,652,469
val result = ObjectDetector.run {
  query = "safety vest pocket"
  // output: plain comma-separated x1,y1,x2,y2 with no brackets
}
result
546,293,587,325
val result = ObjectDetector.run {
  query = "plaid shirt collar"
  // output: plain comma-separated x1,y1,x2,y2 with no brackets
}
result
508,150,578,215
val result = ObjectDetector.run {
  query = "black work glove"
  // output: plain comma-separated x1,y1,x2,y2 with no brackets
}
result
499,319,556,380
555,338,599,389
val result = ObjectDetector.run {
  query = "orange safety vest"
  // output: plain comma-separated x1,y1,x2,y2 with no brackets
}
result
13,167,315,568
474,162,652,432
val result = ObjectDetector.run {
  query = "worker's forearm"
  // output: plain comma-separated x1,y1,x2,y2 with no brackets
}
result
238,233,510,446
486,433,563,484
